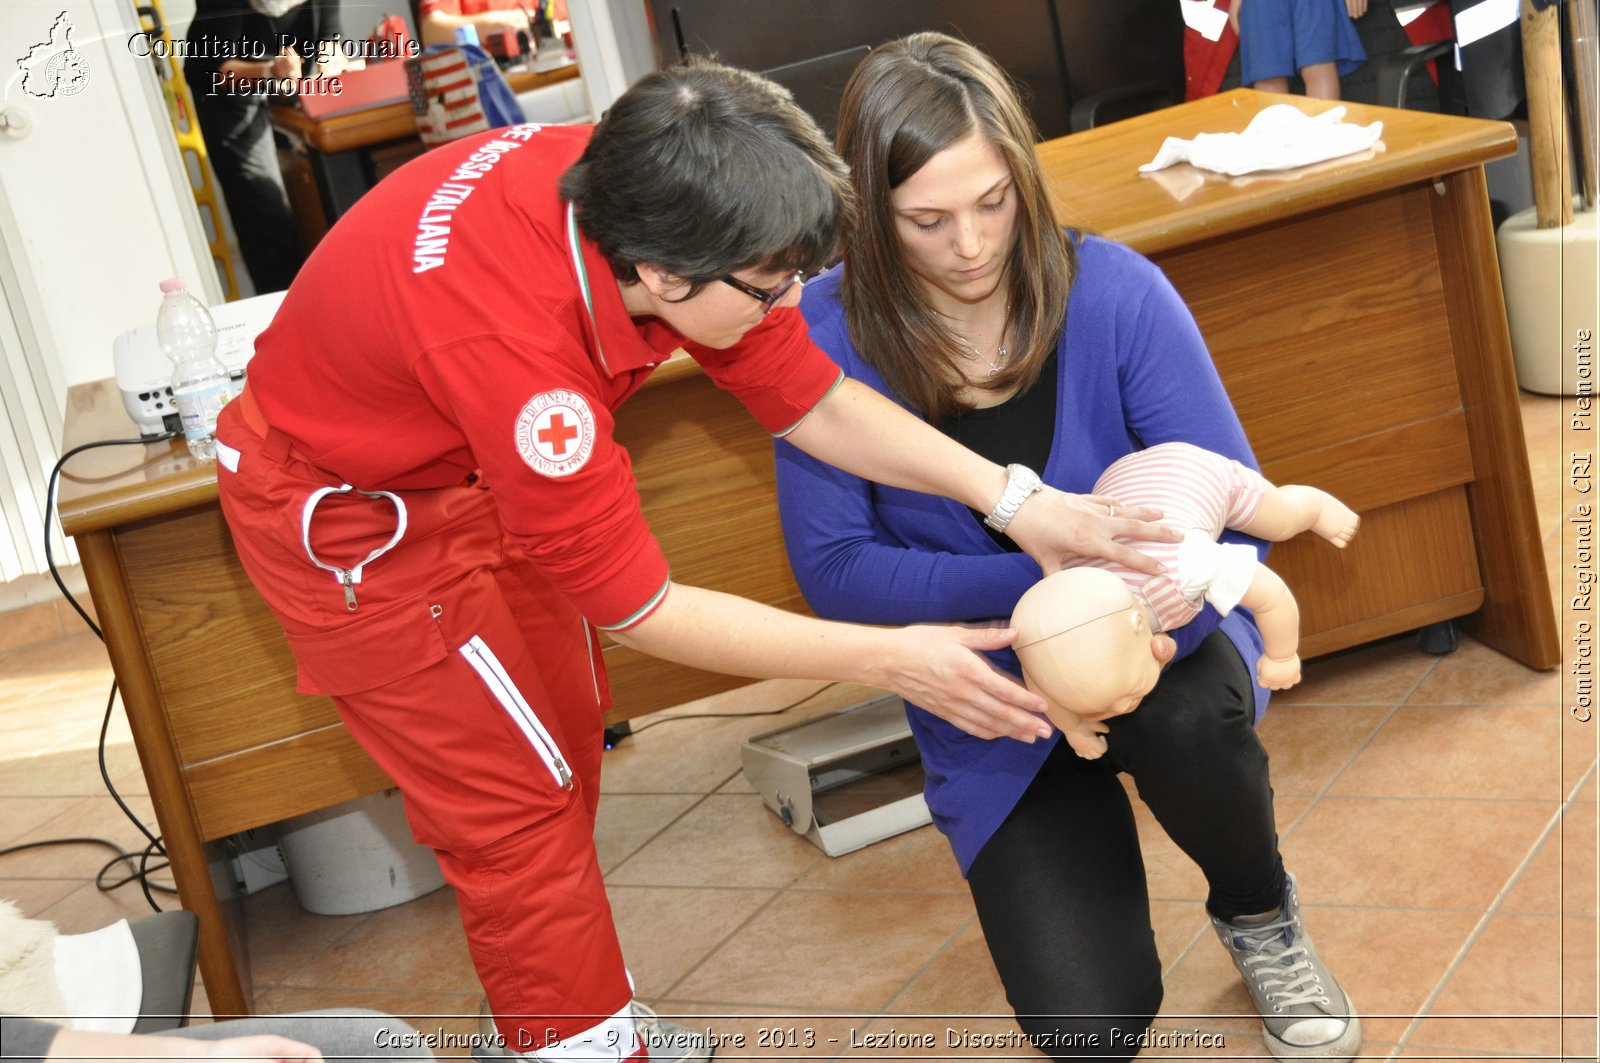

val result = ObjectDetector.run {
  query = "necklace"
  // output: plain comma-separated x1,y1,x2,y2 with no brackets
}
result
960,337,1008,376
952,303,1013,378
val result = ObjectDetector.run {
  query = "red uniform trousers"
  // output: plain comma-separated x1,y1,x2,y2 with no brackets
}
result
214,397,631,1050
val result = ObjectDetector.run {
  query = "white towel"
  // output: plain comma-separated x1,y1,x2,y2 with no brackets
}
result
1139,104,1384,178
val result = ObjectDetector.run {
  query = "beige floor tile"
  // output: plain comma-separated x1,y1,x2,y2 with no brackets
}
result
605,884,774,999
1162,903,1479,1047
1281,797,1557,911
0,742,144,798
593,793,701,874
670,889,973,1011
0,792,162,879
1563,1016,1598,1062
1521,393,1571,538
1407,637,1562,706
30,873,176,934
0,794,91,847
792,824,964,894
1562,721,1599,801
241,880,371,987
276,884,476,994
605,794,822,889
1406,913,1590,1056
1255,704,1390,797
0,876,89,917
0,631,114,682
0,603,68,655
1502,800,1598,916
1151,899,1212,977
1546,521,1565,609
883,919,1008,1017
1329,704,1565,801
1271,634,1437,707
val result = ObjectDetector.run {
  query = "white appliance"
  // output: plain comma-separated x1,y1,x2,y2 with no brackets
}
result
111,290,285,436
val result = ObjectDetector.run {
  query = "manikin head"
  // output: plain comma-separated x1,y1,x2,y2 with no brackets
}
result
1012,568,1164,720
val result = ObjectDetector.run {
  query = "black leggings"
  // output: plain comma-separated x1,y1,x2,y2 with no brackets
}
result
965,630,1286,1061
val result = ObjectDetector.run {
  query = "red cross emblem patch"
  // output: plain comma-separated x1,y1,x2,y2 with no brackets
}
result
515,389,596,478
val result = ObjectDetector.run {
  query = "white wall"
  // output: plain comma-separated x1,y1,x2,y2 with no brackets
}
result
1,1,214,389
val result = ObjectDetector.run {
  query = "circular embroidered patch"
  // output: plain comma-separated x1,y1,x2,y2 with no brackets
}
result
515,389,596,478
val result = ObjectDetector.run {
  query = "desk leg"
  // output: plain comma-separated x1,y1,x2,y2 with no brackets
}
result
75,532,254,1015
1433,166,1561,669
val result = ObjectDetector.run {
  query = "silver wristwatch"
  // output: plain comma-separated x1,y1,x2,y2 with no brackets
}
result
984,463,1044,532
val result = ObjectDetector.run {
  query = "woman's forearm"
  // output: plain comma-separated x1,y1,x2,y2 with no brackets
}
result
785,378,1175,576
785,378,1003,512
610,581,1054,742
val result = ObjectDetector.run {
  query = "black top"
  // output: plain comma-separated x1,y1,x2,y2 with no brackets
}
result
184,0,342,82
933,349,1059,550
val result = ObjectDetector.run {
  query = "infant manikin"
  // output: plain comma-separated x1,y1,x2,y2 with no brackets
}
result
1012,443,1359,759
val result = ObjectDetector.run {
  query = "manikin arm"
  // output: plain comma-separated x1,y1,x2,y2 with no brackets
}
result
1023,673,1108,759
1238,564,1302,689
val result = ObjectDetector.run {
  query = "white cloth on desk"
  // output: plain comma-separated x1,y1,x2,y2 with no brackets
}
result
1139,103,1384,177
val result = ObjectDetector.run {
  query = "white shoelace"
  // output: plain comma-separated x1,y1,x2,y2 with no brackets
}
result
1233,918,1330,1009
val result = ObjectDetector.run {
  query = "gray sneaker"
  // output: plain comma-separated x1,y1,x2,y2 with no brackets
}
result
630,1001,713,1063
1210,874,1362,1061
474,999,712,1063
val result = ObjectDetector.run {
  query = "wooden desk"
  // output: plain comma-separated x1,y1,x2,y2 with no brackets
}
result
1037,89,1556,667
60,89,1556,1017
271,60,581,246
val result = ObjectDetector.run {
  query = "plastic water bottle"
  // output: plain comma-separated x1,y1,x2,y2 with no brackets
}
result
156,277,233,461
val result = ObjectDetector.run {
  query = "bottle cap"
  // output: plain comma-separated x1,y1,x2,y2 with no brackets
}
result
160,277,187,293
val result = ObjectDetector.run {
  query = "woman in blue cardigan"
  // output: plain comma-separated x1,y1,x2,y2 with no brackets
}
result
774,33,1360,1063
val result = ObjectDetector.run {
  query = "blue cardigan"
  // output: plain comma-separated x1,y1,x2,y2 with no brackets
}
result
774,235,1271,874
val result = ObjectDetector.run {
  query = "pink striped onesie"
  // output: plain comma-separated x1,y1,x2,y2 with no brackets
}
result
1075,441,1268,632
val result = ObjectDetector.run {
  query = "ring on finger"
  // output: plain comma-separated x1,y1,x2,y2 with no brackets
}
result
1106,503,1117,519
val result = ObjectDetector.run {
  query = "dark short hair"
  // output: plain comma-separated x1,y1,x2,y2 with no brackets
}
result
559,56,855,295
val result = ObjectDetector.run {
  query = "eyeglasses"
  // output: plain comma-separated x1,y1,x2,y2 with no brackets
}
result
720,271,805,314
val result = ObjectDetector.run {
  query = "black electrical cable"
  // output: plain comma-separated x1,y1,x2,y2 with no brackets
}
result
2,431,184,912
609,681,845,743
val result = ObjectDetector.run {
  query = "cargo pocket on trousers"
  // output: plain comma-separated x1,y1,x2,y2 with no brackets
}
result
284,595,453,697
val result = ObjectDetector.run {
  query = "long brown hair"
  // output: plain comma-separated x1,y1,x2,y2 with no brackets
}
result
835,32,1075,419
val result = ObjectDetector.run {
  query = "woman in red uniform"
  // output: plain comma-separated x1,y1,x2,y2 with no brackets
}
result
214,58,1175,1062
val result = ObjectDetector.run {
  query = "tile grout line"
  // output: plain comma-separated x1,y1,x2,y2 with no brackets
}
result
654,842,823,1004
875,911,982,1020
1390,758,1599,1055
1158,668,1432,979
